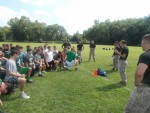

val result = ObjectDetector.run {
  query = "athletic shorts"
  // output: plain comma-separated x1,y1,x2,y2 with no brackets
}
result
65,60,75,69
48,60,54,65
19,67,29,74
7,77,18,88
35,64,41,71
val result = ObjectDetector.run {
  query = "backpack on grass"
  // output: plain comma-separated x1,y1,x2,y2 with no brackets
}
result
97,68,107,77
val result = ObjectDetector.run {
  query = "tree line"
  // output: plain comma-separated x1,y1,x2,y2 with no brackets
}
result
83,15,150,45
0,15,150,45
0,16,70,42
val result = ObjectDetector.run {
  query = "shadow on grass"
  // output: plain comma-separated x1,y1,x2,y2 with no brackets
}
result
1,95,19,101
82,60,95,63
105,69,117,74
96,83,122,92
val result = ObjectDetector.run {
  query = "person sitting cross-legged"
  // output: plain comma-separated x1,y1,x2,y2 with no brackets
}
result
4,49,30,99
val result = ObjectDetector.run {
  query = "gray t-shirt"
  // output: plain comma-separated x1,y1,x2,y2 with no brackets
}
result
34,54,41,63
5,59,18,81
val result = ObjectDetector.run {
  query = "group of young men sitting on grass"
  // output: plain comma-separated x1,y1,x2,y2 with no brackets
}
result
0,43,79,105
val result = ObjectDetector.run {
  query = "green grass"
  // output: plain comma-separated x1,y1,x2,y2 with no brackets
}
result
0,42,142,113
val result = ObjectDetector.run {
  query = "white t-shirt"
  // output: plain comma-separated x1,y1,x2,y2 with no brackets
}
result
45,51,53,62
43,49,48,54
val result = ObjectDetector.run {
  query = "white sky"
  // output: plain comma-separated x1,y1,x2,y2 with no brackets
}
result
0,0,150,35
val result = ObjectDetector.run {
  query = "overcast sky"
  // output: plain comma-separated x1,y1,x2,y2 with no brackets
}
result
0,0,150,35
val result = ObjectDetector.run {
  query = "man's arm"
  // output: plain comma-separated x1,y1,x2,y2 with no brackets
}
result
115,50,126,58
119,53,126,58
0,99,2,106
134,63,148,85
44,52,49,67
8,70,22,77
0,67,6,71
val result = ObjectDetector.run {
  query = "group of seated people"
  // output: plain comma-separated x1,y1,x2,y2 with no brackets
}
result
0,43,79,105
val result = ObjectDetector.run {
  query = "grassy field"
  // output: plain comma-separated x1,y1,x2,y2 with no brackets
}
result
0,42,142,113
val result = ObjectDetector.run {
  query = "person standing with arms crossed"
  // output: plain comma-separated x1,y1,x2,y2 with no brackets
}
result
125,34,150,113
112,41,121,71
77,41,84,64
115,40,129,86
89,40,96,62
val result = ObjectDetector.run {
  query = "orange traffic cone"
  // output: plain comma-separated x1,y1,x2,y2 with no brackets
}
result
93,70,98,77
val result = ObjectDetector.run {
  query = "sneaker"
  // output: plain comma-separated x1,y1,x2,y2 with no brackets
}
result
38,74,44,77
119,81,126,86
42,71,46,74
112,68,115,70
20,93,30,99
115,69,118,71
27,80,33,83
75,68,78,71
79,60,81,64
122,82,127,86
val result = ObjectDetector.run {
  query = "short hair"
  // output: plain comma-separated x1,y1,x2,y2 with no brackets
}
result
120,40,127,45
17,46,23,50
11,49,18,56
142,34,150,42
5,83,14,95
48,46,51,49
11,46,16,51
26,45,31,49
16,45,19,48
5,44,9,47
114,41,119,44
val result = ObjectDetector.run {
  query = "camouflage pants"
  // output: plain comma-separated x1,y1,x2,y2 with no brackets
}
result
125,85,150,113
113,55,119,69
89,49,95,59
118,59,127,83
77,50,82,61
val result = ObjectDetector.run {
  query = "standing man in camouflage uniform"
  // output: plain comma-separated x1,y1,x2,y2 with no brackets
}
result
89,40,96,62
112,41,121,71
115,40,129,86
125,34,150,113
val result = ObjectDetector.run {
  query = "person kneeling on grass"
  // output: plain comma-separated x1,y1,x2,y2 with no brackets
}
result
34,49,45,77
16,46,33,83
4,49,30,99
64,48,78,71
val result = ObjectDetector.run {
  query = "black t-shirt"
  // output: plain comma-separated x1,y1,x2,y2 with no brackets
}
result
3,49,11,59
120,46,129,60
77,44,83,51
114,46,121,55
62,43,71,48
138,49,150,86
40,53,45,59
90,44,96,48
